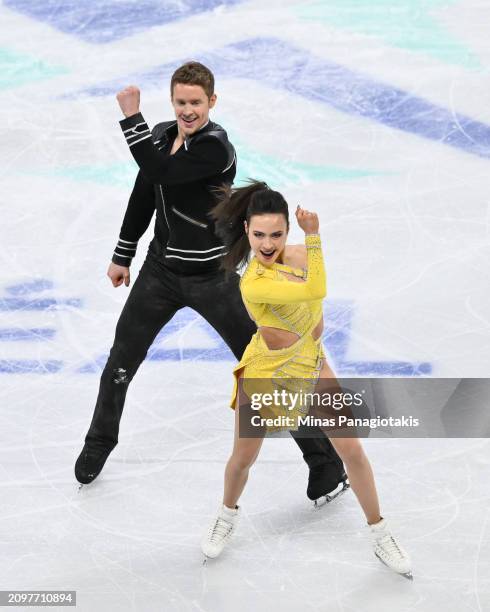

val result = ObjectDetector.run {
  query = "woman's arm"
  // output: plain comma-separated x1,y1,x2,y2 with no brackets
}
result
242,234,326,304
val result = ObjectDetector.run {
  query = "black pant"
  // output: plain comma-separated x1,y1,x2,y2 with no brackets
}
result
85,252,342,471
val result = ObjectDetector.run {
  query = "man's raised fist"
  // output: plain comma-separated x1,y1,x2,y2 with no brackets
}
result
116,85,140,118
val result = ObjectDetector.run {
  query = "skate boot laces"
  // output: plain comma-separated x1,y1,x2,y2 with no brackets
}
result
209,516,233,543
375,532,405,560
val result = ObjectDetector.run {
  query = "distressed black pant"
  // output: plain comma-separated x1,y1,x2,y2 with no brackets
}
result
85,252,343,472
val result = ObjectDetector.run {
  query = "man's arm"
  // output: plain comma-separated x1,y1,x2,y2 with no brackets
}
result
119,112,229,185
111,169,155,268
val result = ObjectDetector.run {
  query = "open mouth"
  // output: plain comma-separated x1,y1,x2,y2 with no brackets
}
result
182,117,197,127
260,249,276,261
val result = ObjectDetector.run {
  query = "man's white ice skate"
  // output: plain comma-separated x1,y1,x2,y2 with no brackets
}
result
201,504,240,561
369,517,413,580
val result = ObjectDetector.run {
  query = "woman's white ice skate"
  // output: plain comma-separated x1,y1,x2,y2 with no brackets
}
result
201,504,240,560
369,518,413,580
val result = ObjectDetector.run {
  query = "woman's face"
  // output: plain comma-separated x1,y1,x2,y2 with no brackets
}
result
245,213,289,266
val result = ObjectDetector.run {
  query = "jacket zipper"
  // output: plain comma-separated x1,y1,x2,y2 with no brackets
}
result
159,186,170,230
171,206,208,229
159,185,171,260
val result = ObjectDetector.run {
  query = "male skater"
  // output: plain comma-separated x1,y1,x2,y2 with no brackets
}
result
75,61,348,503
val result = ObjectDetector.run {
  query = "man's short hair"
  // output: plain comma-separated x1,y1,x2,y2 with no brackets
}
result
170,61,215,99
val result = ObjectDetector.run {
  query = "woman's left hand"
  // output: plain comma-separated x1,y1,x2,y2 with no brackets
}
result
296,205,319,234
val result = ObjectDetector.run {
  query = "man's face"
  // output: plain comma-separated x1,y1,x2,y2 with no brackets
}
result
171,83,216,137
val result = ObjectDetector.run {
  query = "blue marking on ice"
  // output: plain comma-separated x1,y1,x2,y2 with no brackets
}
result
323,300,431,375
78,355,109,374
77,36,490,159
0,360,62,374
339,361,432,376
0,328,56,341
4,0,243,44
0,280,430,376
323,300,353,363
0,280,83,373
0,297,82,311
77,303,432,376
0,280,82,310
5,279,54,295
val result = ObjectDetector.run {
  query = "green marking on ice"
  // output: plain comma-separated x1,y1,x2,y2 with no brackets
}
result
294,1,481,70
23,138,386,190
0,47,68,89
25,161,138,188
233,138,385,187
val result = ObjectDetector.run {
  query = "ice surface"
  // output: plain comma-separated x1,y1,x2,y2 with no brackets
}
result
1,1,489,610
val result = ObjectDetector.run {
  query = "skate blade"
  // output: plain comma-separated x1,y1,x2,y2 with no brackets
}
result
314,481,350,508
375,553,413,580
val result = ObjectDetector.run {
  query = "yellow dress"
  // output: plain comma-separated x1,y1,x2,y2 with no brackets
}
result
231,234,327,432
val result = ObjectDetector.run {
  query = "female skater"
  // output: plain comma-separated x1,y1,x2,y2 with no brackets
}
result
201,181,412,579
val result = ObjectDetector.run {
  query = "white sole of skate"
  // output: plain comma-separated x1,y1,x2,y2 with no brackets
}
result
313,480,350,508
202,553,220,565
375,552,413,580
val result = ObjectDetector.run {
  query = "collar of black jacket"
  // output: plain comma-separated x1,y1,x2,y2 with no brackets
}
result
164,119,213,146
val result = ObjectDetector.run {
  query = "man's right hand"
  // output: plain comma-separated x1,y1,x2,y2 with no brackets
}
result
107,262,130,287
116,85,141,118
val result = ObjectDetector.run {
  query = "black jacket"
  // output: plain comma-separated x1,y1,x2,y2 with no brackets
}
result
112,112,236,274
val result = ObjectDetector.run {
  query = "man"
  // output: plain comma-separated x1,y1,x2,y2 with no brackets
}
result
75,61,348,503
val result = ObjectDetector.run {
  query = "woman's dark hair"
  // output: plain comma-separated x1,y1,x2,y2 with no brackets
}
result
210,179,289,271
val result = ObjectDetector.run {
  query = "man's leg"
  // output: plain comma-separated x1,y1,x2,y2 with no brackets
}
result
75,257,182,483
184,268,347,499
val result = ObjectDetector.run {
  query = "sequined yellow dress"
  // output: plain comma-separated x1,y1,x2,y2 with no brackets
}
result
230,234,326,431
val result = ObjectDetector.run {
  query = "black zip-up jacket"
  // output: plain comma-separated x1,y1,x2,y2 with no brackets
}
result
112,112,236,274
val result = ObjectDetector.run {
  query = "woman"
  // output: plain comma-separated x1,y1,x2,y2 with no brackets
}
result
201,181,412,579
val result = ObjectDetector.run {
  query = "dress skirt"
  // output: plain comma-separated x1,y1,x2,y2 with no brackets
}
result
230,330,326,432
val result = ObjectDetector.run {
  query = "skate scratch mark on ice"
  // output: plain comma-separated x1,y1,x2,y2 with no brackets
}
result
88,547,169,602
473,513,489,612
241,508,276,564
382,464,463,541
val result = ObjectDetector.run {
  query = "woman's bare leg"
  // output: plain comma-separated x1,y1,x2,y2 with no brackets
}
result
317,360,381,525
223,372,265,508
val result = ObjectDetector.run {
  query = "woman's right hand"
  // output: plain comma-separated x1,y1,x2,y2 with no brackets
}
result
296,205,319,234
